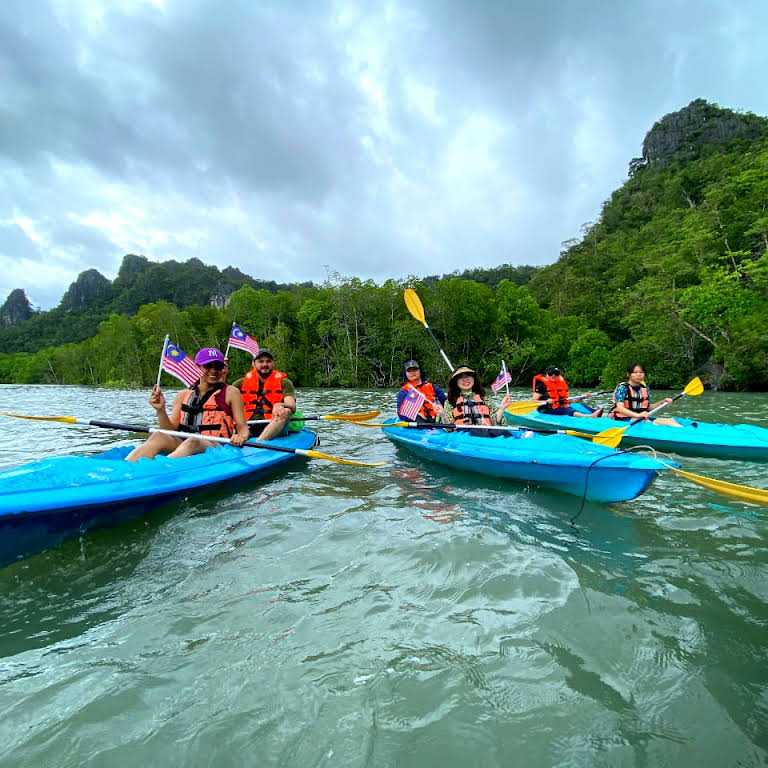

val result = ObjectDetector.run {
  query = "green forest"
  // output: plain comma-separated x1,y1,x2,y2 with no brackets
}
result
1,100,767,391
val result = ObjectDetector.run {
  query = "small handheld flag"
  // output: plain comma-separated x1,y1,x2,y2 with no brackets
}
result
399,388,427,421
227,322,260,357
162,342,202,387
491,361,512,393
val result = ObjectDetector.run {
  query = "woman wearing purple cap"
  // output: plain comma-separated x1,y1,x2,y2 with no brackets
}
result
126,347,249,461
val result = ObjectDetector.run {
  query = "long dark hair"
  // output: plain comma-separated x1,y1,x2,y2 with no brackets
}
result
447,372,485,406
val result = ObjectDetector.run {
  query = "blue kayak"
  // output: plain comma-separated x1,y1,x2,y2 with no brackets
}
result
382,421,670,503
0,429,317,566
505,403,768,461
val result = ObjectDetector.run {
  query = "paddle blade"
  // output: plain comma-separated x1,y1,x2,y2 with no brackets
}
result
672,468,768,505
591,427,624,449
301,449,386,467
505,400,542,416
683,377,704,397
2,412,79,424
403,288,427,326
322,410,381,422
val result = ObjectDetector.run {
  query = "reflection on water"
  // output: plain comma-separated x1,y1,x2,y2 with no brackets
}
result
0,385,766,767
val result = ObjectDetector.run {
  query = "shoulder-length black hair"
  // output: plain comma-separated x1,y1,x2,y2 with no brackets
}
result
447,372,485,406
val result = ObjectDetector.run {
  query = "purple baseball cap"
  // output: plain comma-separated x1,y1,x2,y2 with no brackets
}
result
194,347,226,366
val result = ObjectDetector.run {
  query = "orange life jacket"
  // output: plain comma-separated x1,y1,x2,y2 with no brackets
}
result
400,381,438,421
452,393,492,426
612,382,650,420
179,383,234,439
532,374,570,409
240,369,287,420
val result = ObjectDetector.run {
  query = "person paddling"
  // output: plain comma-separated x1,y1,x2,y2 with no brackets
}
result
442,366,512,425
532,366,603,418
126,348,249,461
234,348,297,440
611,363,680,426
397,359,446,423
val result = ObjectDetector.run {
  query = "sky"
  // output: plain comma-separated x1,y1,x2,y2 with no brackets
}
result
0,0,765,308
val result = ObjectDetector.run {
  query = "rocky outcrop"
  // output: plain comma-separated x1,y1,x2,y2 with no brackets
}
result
59,269,114,311
641,99,767,167
0,288,33,327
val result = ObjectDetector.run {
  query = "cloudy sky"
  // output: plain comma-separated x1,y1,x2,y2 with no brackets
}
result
1,0,765,308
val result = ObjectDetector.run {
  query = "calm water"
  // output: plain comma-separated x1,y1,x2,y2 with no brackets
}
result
0,385,766,767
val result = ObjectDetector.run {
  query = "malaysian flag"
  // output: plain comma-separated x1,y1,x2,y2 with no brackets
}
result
491,362,512,392
228,323,260,357
399,387,427,420
162,342,202,387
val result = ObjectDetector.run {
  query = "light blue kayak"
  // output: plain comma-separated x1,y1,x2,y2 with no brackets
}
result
382,421,670,503
0,429,317,566
505,403,768,461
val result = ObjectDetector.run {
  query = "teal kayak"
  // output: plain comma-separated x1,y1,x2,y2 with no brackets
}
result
504,403,768,461
382,420,670,503
0,429,317,566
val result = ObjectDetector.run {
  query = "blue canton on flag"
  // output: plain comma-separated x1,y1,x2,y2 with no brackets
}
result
228,323,260,357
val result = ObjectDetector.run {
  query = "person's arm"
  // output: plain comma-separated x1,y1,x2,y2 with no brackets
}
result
494,394,513,424
272,379,296,420
149,386,180,430
434,385,447,405
227,387,249,446
533,381,547,402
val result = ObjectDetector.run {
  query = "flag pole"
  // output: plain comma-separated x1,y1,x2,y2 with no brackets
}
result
155,334,170,388
502,359,511,397
224,320,235,359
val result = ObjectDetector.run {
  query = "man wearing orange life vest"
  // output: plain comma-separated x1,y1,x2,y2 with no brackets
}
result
235,348,297,440
397,359,446,422
532,366,603,418
126,347,249,462
442,366,513,426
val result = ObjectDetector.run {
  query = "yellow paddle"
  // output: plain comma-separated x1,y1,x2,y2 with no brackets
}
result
403,288,454,371
247,409,380,425
671,468,768,505
505,391,612,416
2,412,386,468
593,377,705,449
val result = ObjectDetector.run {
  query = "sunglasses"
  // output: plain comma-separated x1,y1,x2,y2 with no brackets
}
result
202,362,225,371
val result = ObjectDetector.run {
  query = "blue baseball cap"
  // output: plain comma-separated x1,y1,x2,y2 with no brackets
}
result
194,347,226,366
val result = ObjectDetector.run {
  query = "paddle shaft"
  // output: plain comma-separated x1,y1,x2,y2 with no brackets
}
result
386,420,595,440
423,323,454,371
628,390,684,427
88,419,310,457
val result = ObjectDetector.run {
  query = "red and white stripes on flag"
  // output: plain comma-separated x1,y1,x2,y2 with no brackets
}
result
162,342,202,387
228,323,260,357
491,362,512,393
399,387,427,420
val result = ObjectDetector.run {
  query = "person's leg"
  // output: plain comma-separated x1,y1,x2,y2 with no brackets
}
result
257,414,290,441
125,433,183,462
168,437,216,458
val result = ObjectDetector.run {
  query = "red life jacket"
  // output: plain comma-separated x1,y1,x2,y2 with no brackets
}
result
612,382,650,420
241,369,287,420
400,381,438,421
179,383,234,438
452,393,492,426
532,374,570,409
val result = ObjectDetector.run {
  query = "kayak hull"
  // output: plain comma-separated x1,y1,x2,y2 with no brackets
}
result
505,405,768,461
383,422,668,503
0,430,317,566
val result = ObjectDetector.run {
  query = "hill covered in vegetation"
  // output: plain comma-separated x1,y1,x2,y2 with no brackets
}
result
1,99,766,391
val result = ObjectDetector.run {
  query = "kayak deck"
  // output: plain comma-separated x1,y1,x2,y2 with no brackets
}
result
383,423,669,503
0,429,317,566
505,404,768,461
